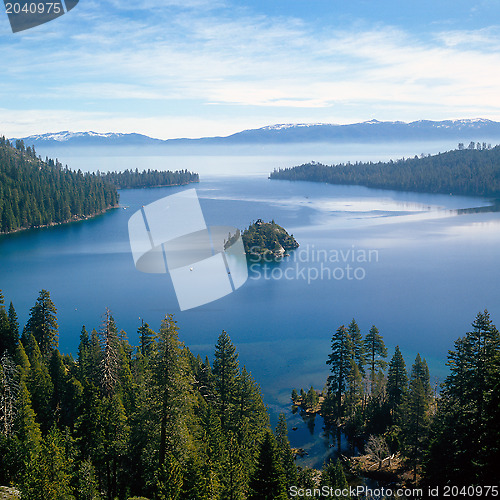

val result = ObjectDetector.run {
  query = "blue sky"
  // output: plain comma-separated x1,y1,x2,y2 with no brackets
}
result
1,0,500,139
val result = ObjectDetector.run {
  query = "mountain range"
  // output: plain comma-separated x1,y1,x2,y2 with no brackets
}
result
12,119,500,147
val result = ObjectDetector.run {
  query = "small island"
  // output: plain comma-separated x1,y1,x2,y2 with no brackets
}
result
241,219,299,260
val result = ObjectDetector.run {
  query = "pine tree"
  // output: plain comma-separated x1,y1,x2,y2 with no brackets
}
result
348,318,365,375
138,321,155,357
77,325,90,380
13,379,42,479
213,330,239,430
326,325,353,420
409,353,431,401
403,377,428,482
77,458,100,500
320,459,350,498
345,358,363,419
100,309,119,397
153,315,194,469
25,290,58,356
364,325,387,394
155,452,183,500
26,335,54,432
6,302,19,356
247,430,288,500
275,413,297,490
21,426,73,500
387,346,408,421
423,310,500,485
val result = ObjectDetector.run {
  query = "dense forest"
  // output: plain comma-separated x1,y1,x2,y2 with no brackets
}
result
270,142,500,196
101,170,199,189
239,220,299,260
292,314,500,488
1,289,499,498
0,137,119,234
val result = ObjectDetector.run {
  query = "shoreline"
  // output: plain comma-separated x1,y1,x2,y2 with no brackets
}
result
0,180,200,237
0,204,120,236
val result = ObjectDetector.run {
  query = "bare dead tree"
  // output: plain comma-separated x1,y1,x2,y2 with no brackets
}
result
100,308,119,397
0,353,19,437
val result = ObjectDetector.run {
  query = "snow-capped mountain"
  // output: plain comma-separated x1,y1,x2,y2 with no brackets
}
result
15,131,164,146
12,119,500,148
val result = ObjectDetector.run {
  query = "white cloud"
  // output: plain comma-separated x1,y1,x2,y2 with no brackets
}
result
2,4,500,138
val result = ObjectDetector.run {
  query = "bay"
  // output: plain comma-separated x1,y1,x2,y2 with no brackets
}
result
1,142,500,467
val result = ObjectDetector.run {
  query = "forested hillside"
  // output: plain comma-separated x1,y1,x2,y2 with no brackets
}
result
102,169,199,189
0,137,119,234
0,289,317,500
293,313,500,487
1,289,499,497
270,143,500,196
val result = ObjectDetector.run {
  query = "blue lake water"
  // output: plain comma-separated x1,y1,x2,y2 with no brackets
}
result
1,146,500,467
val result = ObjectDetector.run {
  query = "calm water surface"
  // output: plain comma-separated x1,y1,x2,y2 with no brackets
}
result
2,147,500,467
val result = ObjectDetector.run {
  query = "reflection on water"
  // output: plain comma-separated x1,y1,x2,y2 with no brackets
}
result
286,408,361,469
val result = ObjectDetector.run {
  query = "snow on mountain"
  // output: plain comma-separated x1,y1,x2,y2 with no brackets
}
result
13,119,500,147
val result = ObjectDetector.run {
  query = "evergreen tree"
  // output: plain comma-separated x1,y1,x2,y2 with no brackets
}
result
138,321,155,357
387,346,408,421
6,302,19,356
13,379,41,481
326,325,353,419
409,353,431,401
25,290,58,356
345,358,363,420
100,309,119,397
320,459,350,498
247,430,288,500
423,310,500,485
213,330,239,430
26,335,54,432
403,377,428,482
364,325,387,394
21,426,73,500
275,413,297,490
348,318,365,375
152,315,194,469
77,458,100,500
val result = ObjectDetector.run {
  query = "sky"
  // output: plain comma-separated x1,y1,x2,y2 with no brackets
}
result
1,0,500,139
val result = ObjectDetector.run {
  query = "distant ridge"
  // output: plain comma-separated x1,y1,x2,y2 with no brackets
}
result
12,119,500,147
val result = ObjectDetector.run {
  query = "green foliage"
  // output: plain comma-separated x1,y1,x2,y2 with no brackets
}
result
247,430,288,500
275,413,298,490
423,310,500,486
0,137,118,234
387,346,408,422
77,458,100,500
364,325,387,394
24,290,59,356
21,426,73,500
213,330,239,430
326,325,353,420
320,459,350,498
269,145,500,196
101,168,198,189
240,220,299,260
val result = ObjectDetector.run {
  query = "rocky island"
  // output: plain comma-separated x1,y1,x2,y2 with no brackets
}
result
240,219,299,260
